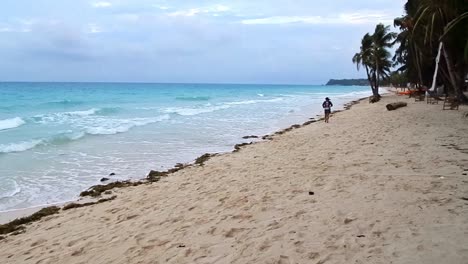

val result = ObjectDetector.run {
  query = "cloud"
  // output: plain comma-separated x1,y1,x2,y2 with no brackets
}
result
167,5,231,17
87,23,103,33
241,12,394,25
0,27,13,32
0,0,405,83
0,19,36,33
92,1,112,8
154,5,170,10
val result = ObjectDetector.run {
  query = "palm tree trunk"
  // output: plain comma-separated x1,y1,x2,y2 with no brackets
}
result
365,65,375,92
374,61,380,97
409,42,424,86
430,42,444,91
442,44,468,103
442,44,458,94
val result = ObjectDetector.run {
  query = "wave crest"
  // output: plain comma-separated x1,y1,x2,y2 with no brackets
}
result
85,115,170,135
175,96,211,101
0,139,44,153
0,117,26,131
163,105,230,116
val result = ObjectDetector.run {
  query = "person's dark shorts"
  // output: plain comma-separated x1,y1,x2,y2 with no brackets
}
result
324,109,331,114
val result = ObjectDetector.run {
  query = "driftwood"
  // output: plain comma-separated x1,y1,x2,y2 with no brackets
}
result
386,102,407,111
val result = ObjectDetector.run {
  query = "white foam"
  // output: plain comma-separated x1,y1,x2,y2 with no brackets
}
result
0,180,21,200
65,108,99,116
225,98,283,105
33,108,99,124
163,105,231,116
135,106,160,110
0,139,44,153
334,90,372,98
163,98,284,116
0,117,26,131
85,115,170,135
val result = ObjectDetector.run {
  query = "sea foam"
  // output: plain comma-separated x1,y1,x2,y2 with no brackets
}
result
0,139,44,153
0,117,26,131
163,98,283,116
85,115,170,135
163,105,231,116
0,180,21,200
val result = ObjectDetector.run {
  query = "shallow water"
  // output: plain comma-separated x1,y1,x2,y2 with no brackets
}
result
0,82,372,211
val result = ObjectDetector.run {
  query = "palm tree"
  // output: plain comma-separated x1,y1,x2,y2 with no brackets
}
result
393,6,427,87
371,24,397,96
410,0,468,102
353,24,395,101
353,34,375,94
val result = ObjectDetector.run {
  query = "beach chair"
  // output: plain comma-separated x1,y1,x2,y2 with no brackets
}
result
443,97,459,110
426,91,441,104
414,90,425,102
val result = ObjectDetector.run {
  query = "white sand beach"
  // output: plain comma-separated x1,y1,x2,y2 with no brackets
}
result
0,94,467,264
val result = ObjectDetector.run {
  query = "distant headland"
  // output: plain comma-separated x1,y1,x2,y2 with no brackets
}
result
325,79,369,86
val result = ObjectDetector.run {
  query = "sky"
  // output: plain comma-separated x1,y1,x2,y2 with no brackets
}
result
0,0,405,84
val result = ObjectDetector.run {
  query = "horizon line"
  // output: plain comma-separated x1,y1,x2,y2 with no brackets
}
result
0,80,330,86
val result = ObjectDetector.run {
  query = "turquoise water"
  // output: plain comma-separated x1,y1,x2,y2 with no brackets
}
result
0,82,372,211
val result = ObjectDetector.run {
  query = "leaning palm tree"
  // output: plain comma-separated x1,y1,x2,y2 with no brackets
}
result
353,24,395,101
352,33,375,94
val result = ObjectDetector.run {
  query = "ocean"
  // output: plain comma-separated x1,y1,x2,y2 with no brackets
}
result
0,82,372,211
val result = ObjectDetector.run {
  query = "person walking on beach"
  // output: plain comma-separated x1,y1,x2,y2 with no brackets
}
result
322,97,333,123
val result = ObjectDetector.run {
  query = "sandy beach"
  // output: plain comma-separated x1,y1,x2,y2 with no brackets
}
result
1,93,467,264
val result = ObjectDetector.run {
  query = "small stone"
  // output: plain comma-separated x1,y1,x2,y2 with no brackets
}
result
100,178,110,182
308,192,315,195
109,173,116,176
357,235,365,238
344,218,355,224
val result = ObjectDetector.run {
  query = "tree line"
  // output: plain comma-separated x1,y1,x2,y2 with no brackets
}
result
353,0,468,103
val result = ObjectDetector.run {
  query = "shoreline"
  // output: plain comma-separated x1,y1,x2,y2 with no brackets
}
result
0,93,370,223
0,93,467,263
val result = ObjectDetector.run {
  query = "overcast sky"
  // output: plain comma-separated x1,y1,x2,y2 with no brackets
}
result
0,0,405,84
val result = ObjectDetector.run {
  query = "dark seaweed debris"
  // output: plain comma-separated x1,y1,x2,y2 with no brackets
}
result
80,181,144,197
0,206,60,235
147,170,169,183
233,143,252,152
195,153,214,166
302,120,317,126
275,124,301,135
63,196,117,210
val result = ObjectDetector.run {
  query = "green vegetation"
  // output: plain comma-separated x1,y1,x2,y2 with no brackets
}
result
325,79,369,86
354,0,468,103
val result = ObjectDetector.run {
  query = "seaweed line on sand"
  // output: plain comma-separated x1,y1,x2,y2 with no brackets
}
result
0,96,367,240
0,206,61,237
